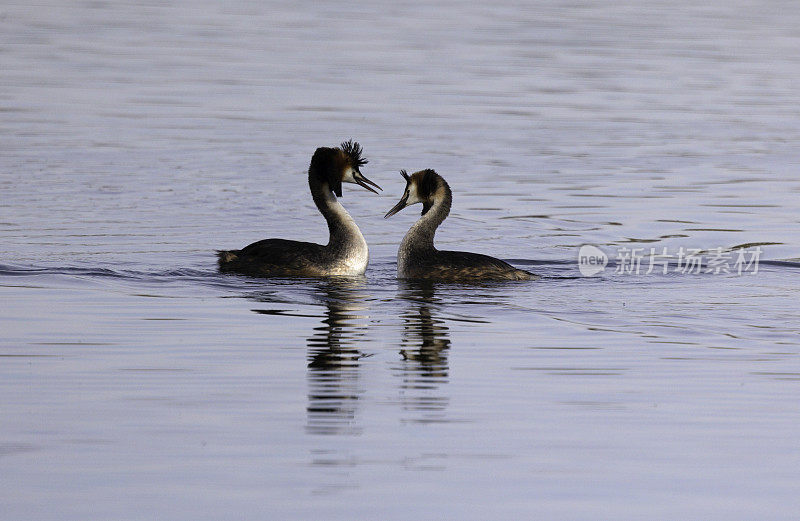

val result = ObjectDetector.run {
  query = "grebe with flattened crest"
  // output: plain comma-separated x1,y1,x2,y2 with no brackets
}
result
218,140,381,277
384,169,537,281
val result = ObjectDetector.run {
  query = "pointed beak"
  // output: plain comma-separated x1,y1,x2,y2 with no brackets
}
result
384,193,409,218
353,171,382,194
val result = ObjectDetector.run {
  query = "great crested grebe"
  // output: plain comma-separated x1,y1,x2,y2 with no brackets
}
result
218,140,381,277
384,169,537,281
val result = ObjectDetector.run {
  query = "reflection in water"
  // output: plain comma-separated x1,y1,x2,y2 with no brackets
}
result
305,279,370,436
394,282,451,422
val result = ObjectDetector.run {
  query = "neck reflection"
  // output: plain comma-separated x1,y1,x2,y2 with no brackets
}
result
394,281,451,422
305,278,370,436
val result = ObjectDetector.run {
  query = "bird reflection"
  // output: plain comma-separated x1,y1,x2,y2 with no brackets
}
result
305,278,370,436
394,281,451,421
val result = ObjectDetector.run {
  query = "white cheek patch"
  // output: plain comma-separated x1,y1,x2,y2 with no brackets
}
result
406,183,422,205
342,166,356,184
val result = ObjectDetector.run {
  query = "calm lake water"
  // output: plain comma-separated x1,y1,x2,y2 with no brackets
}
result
2,1,800,519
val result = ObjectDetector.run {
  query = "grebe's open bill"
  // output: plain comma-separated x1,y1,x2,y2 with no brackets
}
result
353,171,382,194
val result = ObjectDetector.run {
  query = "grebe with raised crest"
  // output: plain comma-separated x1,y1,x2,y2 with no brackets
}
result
218,140,381,277
384,169,536,281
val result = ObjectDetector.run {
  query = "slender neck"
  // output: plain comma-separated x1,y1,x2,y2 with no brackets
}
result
309,173,366,253
401,185,452,253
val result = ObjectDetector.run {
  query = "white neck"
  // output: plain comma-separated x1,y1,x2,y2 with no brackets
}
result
318,189,369,275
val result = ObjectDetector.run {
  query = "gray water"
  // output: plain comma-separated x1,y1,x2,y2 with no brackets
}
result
2,1,800,519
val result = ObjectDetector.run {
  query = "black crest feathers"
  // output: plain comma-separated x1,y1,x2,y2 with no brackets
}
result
418,169,439,198
340,140,368,169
